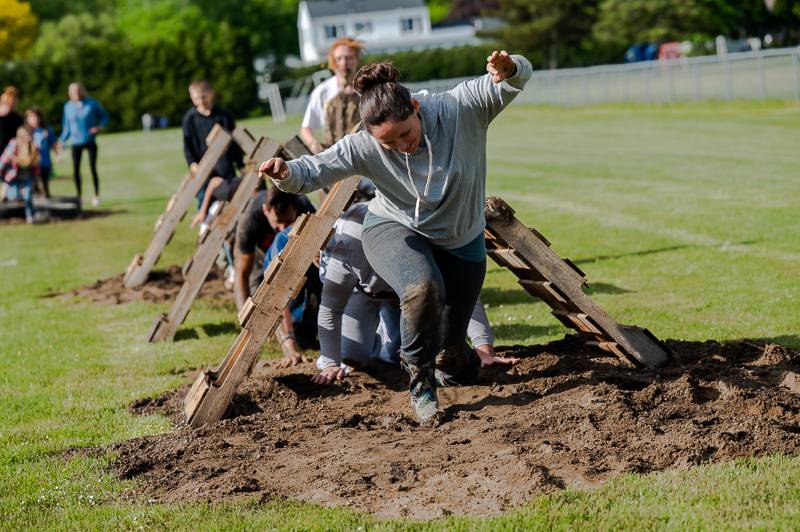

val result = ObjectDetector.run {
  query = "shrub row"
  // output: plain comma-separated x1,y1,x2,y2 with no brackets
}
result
273,44,498,84
0,31,259,132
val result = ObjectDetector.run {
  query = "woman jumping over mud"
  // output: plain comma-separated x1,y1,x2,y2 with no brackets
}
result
260,50,532,425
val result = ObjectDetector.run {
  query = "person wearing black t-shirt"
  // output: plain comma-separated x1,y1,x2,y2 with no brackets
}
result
234,187,316,310
181,80,243,209
0,87,24,155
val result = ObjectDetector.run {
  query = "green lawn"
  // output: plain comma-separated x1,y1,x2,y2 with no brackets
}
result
1,100,798,529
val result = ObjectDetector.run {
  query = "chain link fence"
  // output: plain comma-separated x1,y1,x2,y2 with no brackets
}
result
407,46,800,105
281,47,800,114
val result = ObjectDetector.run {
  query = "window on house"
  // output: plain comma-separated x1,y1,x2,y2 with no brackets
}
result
354,21,373,34
400,17,422,33
323,24,345,40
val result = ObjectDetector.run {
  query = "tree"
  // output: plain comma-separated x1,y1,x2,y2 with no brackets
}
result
114,0,212,46
30,13,126,63
0,0,38,60
490,0,599,69
593,0,736,46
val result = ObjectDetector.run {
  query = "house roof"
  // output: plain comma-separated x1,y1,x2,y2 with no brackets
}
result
306,0,425,18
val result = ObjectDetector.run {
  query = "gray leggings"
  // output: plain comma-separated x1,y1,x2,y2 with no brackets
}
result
361,219,486,368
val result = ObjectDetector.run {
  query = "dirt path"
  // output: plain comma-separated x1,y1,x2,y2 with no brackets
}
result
53,265,229,305
112,337,800,519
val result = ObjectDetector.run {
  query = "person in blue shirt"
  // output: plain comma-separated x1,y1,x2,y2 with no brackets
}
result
58,82,109,207
261,187,322,367
25,107,59,198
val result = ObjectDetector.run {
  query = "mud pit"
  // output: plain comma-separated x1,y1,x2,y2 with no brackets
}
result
113,338,800,519
53,265,229,305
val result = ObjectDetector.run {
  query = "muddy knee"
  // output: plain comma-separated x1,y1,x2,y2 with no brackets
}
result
399,280,443,332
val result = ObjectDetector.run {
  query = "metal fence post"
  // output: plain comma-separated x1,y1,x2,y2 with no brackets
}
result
758,52,767,100
794,49,800,100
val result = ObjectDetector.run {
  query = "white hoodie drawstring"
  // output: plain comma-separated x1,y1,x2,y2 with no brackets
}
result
404,133,433,226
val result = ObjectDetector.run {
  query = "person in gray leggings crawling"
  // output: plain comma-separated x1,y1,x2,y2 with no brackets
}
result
261,50,532,425
312,202,519,385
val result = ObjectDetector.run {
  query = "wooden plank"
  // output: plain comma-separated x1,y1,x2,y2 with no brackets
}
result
518,279,569,304
279,136,313,160
184,174,361,427
123,125,232,288
484,196,669,369
148,137,282,342
487,248,531,270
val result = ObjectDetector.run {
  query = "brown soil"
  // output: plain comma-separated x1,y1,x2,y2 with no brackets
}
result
53,265,229,305
111,337,800,519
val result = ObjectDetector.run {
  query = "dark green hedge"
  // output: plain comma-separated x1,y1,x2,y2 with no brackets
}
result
1,31,258,132
274,44,499,84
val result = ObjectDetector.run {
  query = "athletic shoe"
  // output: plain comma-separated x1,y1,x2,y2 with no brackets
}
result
91,196,100,207
435,342,481,387
401,358,443,426
224,265,235,290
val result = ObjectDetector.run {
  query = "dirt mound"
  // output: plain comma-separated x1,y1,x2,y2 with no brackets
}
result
54,266,229,305
111,338,800,519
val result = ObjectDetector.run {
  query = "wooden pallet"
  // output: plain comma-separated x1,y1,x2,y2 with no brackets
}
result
183,175,360,427
147,133,280,342
483,196,669,368
123,124,232,288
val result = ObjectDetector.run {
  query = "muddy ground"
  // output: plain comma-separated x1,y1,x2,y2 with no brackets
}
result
53,265,229,305
110,337,800,519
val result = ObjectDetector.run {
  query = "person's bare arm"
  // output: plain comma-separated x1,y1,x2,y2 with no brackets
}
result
300,127,323,155
192,176,224,227
234,251,254,310
276,307,308,367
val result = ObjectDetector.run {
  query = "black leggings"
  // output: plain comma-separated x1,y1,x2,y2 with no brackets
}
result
71,142,99,197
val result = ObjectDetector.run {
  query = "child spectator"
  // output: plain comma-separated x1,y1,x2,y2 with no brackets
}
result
1,126,40,223
25,107,58,198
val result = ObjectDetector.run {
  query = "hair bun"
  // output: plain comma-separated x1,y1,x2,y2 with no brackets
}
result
354,62,400,93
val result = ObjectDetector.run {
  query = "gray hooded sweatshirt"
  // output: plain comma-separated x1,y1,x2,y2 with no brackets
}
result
277,54,532,250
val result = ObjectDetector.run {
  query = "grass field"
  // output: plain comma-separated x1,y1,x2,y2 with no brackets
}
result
1,100,799,529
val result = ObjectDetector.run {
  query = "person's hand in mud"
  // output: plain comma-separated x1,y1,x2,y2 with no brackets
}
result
277,342,310,368
258,157,290,181
475,344,520,367
310,365,346,385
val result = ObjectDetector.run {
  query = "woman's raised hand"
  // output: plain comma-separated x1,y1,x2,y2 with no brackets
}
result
486,50,517,83
258,157,290,181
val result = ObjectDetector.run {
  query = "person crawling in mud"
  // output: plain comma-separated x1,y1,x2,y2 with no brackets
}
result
314,201,519,385
260,50,532,425
234,185,315,310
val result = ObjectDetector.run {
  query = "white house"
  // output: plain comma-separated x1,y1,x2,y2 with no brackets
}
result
297,0,483,64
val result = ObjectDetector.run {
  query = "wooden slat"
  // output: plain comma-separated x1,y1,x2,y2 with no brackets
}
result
184,174,361,427
123,124,232,288
485,196,669,369
148,136,281,342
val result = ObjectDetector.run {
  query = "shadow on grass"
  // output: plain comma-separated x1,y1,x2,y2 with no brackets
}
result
481,282,631,307
202,321,239,337
492,323,565,342
574,244,691,265
585,282,633,295
174,328,200,341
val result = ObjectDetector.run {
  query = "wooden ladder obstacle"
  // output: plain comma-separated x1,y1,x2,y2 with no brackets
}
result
147,131,278,342
483,196,669,369
183,175,361,427
123,124,232,288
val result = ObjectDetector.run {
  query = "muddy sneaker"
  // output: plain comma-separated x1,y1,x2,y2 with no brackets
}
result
401,358,443,426
435,342,481,387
